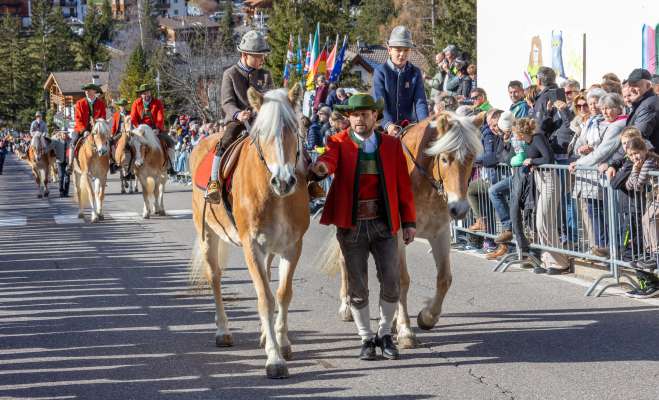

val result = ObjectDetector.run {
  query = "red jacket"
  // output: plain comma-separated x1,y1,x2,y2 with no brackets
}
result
111,111,128,136
318,129,416,233
131,97,165,131
74,97,107,133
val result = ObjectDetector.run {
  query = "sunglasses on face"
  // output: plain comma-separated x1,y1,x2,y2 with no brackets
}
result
576,103,588,109
565,90,575,95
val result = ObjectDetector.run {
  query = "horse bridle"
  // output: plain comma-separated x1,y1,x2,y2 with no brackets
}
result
249,121,302,177
398,123,445,196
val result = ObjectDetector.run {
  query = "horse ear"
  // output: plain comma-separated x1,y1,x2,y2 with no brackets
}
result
471,111,486,128
432,113,451,136
288,82,303,107
247,87,264,112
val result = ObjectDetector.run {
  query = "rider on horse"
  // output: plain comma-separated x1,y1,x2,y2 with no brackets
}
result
110,98,129,173
67,83,107,172
205,30,273,203
130,84,177,176
29,111,49,151
309,93,417,361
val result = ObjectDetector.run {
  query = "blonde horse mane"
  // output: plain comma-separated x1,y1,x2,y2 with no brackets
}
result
250,88,299,142
92,119,110,138
425,113,483,162
131,124,161,151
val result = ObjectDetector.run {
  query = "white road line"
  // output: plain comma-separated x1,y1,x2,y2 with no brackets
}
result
53,214,82,224
0,217,27,227
166,209,192,218
108,212,142,221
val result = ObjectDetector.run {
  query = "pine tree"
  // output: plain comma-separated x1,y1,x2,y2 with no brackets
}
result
354,0,395,45
73,4,110,71
217,0,235,51
433,0,476,61
119,44,153,102
99,0,115,42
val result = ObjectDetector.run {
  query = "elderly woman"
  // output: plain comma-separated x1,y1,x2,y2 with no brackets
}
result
569,92,628,257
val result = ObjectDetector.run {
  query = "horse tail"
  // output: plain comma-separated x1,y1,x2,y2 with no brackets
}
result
316,226,343,276
75,173,91,207
189,234,230,290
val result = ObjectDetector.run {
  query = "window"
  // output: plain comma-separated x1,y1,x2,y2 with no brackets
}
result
173,9,178,15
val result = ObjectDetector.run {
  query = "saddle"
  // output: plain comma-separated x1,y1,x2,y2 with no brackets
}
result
193,135,248,193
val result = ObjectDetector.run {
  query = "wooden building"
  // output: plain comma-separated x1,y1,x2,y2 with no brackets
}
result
43,71,109,130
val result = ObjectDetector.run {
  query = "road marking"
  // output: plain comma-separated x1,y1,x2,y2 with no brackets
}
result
53,214,82,224
0,217,27,227
166,209,192,218
109,211,142,221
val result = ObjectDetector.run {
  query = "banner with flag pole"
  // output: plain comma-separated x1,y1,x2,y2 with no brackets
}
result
283,34,295,86
305,23,321,90
303,33,312,78
325,34,339,79
296,34,303,76
329,35,348,83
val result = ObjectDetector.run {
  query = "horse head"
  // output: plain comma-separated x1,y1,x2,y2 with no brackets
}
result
247,83,303,197
425,112,484,220
129,124,160,168
90,119,110,157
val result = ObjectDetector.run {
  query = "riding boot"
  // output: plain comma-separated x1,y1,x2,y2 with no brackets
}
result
166,147,177,176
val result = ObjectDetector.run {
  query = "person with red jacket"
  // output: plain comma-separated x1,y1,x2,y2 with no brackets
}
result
67,83,107,172
130,83,176,175
309,93,416,362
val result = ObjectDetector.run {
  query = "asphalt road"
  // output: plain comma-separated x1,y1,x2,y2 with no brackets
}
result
1,153,659,400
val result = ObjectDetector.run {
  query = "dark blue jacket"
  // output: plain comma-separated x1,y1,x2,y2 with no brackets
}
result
373,59,429,129
475,124,502,183
306,121,324,150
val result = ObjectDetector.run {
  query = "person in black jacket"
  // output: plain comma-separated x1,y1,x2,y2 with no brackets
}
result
626,68,659,149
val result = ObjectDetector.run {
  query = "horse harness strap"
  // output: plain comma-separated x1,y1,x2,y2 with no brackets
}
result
397,123,445,195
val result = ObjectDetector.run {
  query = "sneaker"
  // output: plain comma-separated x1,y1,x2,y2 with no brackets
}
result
495,230,513,243
205,180,222,204
359,338,377,361
626,285,659,299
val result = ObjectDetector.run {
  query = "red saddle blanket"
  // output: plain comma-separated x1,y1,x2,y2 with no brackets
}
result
194,148,216,191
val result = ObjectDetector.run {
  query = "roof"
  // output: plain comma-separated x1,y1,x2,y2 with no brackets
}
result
44,72,109,94
158,16,220,30
345,44,430,73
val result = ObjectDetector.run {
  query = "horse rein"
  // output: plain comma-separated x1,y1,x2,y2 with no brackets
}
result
398,123,445,196
249,121,302,177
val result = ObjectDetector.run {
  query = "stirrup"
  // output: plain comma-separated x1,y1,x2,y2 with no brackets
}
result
205,180,222,204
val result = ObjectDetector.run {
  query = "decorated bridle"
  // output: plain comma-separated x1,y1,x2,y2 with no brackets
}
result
398,122,446,197
248,110,302,177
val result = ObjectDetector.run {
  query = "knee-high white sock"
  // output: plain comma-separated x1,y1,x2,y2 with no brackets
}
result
377,300,398,337
350,305,374,341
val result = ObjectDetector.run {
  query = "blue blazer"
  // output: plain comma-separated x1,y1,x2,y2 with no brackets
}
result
373,60,429,129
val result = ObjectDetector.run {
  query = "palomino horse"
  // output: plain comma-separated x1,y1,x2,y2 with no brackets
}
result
113,116,139,194
128,124,168,218
73,120,111,223
26,135,55,198
188,85,308,379
327,112,484,348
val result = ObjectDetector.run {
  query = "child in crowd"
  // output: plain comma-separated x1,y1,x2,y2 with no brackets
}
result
622,136,659,298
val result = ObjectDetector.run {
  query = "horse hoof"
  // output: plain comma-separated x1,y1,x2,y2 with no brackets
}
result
77,213,84,219
265,363,289,379
143,214,150,219
215,334,234,347
338,304,353,322
98,214,105,221
156,210,166,217
121,189,126,194
397,334,419,349
280,345,293,361
417,311,437,331
44,192,49,198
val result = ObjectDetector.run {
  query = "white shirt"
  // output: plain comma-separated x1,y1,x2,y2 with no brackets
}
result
353,131,378,154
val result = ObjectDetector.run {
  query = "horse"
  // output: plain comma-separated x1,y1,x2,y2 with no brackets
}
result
26,133,55,198
326,111,484,348
72,119,111,223
128,123,168,218
114,116,139,194
188,84,309,379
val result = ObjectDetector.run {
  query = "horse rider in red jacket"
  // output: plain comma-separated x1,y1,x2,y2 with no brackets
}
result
67,83,107,172
309,93,416,361
130,83,176,175
109,98,129,173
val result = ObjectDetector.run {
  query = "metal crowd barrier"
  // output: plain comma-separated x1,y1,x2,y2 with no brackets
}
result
452,164,659,297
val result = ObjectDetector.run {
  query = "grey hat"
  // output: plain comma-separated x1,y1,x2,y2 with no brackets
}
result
35,111,43,117
237,30,270,54
443,44,458,55
387,26,415,48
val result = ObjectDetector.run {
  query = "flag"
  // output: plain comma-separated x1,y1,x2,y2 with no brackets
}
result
314,41,329,77
325,34,339,79
296,34,303,76
283,34,294,86
303,33,312,78
329,35,348,83
305,23,321,90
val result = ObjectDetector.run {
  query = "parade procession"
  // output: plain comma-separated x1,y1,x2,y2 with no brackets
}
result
1,0,659,399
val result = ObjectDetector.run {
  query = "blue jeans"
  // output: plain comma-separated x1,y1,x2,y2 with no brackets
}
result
556,159,578,242
587,198,608,248
488,176,511,230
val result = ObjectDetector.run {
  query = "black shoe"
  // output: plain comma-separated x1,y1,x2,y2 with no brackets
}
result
168,167,177,176
376,334,399,360
109,163,118,174
359,338,377,361
546,267,570,275
533,266,547,274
